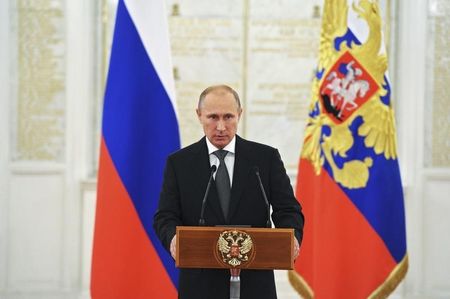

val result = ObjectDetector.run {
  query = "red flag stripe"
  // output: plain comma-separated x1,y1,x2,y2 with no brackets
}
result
91,138,177,299
295,159,396,298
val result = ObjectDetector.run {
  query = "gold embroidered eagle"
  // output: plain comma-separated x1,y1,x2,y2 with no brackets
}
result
301,0,398,189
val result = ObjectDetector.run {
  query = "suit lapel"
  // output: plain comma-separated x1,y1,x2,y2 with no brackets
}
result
191,137,226,224
228,136,251,222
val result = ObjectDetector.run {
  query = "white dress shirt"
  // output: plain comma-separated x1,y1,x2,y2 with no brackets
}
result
205,136,236,187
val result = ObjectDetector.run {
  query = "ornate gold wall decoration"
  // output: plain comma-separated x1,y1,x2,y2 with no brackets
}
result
431,0,450,167
14,0,66,161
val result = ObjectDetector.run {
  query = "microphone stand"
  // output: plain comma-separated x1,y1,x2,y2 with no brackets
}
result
199,165,217,226
254,167,271,228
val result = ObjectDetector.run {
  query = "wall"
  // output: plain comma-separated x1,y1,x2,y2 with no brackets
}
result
395,0,450,297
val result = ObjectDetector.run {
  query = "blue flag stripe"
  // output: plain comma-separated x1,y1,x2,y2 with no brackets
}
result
102,0,180,287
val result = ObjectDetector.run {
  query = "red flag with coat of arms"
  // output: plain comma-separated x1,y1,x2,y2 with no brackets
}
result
289,1,408,298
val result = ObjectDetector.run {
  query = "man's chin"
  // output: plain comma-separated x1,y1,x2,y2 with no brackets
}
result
212,137,229,148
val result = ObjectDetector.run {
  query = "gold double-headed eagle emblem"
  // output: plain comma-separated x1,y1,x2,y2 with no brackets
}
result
302,0,399,190
217,230,254,267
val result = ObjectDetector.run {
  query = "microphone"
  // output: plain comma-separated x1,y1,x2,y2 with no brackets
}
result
254,166,271,228
199,165,217,226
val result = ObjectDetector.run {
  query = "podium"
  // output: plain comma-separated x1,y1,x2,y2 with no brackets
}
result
176,226,294,299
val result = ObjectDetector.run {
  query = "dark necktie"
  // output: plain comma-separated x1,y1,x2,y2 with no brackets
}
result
213,150,231,219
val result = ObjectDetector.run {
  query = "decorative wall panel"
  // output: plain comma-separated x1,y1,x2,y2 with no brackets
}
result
426,0,450,167
246,0,321,170
13,0,66,162
423,177,450,290
8,174,64,289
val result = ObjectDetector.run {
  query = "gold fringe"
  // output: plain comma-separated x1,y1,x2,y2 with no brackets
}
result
288,255,408,299
288,270,314,299
369,255,409,299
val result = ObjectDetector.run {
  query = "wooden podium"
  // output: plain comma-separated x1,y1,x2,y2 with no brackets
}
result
176,226,294,270
176,226,294,299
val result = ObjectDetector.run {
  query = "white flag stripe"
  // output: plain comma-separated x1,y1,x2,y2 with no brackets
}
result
124,0,178,113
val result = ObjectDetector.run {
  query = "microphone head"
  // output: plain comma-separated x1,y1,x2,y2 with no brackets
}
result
253,166,260,175
211,165,217,172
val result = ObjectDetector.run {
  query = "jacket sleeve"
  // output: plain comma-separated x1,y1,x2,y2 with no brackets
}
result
269,149,305,244
153,156,183,251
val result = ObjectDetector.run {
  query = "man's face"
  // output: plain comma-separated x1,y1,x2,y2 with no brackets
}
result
196,90,242,149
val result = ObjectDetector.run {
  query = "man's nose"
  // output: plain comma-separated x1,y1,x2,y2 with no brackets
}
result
217,120,225,131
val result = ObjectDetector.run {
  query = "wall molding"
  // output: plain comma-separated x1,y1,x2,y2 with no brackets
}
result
9,163,66,175
423,169,450,181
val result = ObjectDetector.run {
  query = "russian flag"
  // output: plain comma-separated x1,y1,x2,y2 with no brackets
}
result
91,0,180,298
289,1,408,298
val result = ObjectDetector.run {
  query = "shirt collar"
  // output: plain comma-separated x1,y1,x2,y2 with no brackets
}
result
206,135,236,155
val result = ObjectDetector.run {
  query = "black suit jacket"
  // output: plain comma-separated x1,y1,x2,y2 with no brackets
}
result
154,136,304,299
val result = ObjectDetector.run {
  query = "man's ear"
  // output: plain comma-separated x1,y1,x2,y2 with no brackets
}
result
238,108,243,120
196,108,201,119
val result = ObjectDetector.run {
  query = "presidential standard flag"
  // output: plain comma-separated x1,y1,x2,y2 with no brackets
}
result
290,1,408,298
91,0,180,298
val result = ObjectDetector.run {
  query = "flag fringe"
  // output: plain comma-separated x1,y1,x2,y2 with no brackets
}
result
288,255,408,299
288,270,314,299
368,254,409,299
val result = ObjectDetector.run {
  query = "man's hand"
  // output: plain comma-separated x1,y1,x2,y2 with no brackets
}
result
293,237,300,260
170,235,177,260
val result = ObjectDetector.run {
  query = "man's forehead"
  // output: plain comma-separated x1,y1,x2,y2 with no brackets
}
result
204,89,234,99
202,92,239,109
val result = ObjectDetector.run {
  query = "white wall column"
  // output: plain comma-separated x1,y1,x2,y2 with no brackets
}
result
396,0,450,297
395,0,427,296
0,0,12,292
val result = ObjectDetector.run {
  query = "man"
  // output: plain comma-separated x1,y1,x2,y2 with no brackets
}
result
153,85,304,299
